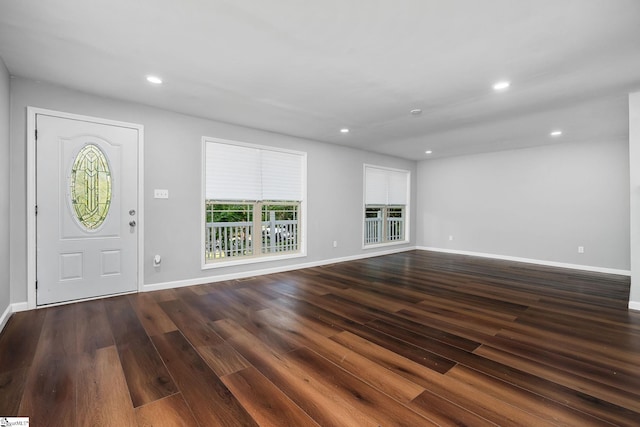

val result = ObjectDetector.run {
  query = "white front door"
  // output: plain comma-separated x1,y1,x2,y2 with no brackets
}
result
36,113,140,305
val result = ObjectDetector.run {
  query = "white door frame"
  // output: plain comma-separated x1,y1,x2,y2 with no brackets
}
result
26,107,145,309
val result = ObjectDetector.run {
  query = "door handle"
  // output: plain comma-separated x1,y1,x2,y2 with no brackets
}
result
129,220,137,227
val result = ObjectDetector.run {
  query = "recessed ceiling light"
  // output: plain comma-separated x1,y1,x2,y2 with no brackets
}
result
493,80,510,91
146,75,163,85
425,150,433,154
550,130,563,137
340,128,350,134
410,109,422,116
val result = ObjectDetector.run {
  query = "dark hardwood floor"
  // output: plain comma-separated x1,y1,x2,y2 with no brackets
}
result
1,250,639,426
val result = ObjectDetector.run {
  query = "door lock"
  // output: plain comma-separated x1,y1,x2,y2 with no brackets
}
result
129,220,137,227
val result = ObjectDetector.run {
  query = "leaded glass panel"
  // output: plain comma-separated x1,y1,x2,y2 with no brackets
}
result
70,144,112,230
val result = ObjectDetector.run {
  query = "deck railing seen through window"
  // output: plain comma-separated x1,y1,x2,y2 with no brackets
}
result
205,202,299,262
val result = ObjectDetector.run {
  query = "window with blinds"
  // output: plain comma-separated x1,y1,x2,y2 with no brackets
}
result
363,164,410,246
203,138,306,266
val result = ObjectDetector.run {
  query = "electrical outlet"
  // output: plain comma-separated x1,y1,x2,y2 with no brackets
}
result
578,246,585,254
333,240,338,248
154,189,169,199
448,235,454,241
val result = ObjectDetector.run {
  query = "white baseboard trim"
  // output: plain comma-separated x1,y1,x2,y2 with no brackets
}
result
9,245,631,317
12,302,29,312
143,246,416,293
0,304,12,333
417,247,631,276
0,302,34,333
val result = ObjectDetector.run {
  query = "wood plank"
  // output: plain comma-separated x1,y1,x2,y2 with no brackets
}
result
189,278,247,295
258,277,337,300
0,309,47,373
174,289,236,322
105,296,178,407
217,287,272,311
263,282,376,324
366,318,478,362
284,346,438,426
76,346,137,426
331,287,411,313
407,389,497,427
447,365,633,427
475,344,640,412
515,307,640,349
495,324,640,369
259,298,344,337
230,308,300,355
196,342,251,377
532,295,640,326
222,366,320,427
0,368,28,415
116,337,178,408
331,331,555,426
217,318,384,426
104,295,150,344
76,299,114,354
252,307,425,403
415,296,518,333
19,305,78,426
339,321,457,374
396,306,500,343
452,343,639,425
151,330,258,427
365,309,481,352
128,293,178,337
158,298,225,347
135,394,199,427
149,288,179,302
482,331,640,394
0,309,46,414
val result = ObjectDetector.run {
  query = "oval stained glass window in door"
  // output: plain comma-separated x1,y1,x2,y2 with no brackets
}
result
70,144,112,230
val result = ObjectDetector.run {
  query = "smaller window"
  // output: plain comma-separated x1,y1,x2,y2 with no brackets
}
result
365,207,383,244
205,203,254,260
363,165,409,246
261,203,299,255
386,206,405,241
364,206,405,244
204,201,300,262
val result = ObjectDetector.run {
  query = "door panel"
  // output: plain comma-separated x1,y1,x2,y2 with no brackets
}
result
36,114,139,305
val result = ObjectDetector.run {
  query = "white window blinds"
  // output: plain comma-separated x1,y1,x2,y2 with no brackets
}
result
261,149,303,200
364,165,409,205
206,140,304,201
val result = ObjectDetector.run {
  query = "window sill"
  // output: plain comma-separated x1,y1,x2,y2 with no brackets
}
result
362,240,410,250
202,251,307,270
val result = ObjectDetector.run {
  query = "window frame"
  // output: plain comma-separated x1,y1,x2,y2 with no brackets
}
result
201,137,307,269
362,164,410,249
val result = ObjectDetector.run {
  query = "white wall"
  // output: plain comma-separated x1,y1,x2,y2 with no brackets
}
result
417,139,630,272
629,91,640,309
7,75,635,309
0,58,10,324
9,77,416,304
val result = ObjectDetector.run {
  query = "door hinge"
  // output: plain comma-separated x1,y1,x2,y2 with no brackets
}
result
35,280,38,290
35,205,38,216
35,129,38,140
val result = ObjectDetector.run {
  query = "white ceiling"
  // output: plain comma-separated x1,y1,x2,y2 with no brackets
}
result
1,0,639,160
